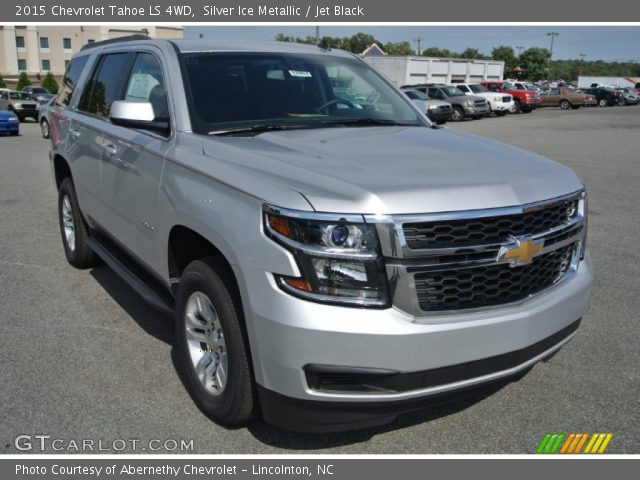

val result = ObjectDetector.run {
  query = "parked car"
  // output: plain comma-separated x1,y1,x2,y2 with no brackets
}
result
49,37,592,433
539,87,595,110
0,90,38,122
38,97,56,139
482,81,542,113
405,84,489,121
36,93,56,106
451,83,513,116
22,85,51,103
615,88,639,106
580,87,622,107
0,103,20,135
401,88,452,124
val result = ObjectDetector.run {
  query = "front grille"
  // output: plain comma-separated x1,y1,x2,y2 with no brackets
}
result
502,96,511,103
474,100,486,107
439,105,452,113
403,198,578,249
414,244,575,311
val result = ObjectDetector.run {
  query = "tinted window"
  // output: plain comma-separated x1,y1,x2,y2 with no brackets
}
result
181,52,421,134
123,52,168,121
469,84,488,93
57,55,89,107
456,85,470,93
78,53,131,117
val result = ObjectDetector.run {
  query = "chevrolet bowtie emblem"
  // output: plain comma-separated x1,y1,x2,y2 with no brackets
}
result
497,236,545,267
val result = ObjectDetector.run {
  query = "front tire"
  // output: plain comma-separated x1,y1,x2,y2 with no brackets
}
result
41,118,50,139
58,178,97,269
175,257,256,426
559,100,571,110
511,101,521,114
598,98,608,107
451,105,465,122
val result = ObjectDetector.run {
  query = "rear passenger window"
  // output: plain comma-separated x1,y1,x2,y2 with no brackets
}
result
78,53,131,117
123,52,169,121
57,55,89,107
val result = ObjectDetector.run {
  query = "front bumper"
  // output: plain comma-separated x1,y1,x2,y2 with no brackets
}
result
464,105,490,116
242,252,593,430
0,122,19,132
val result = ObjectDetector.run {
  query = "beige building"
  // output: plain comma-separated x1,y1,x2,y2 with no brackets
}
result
0,26,183,79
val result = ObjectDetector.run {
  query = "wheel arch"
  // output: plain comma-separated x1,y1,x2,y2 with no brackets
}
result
53,154,72,189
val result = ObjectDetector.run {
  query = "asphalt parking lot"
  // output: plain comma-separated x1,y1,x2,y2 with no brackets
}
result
1,106,638,454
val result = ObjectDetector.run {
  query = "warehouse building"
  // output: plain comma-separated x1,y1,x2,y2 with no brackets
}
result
365,55,505,86
0,26,183,79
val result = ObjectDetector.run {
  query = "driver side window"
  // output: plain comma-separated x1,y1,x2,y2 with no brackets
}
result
123,52,169,122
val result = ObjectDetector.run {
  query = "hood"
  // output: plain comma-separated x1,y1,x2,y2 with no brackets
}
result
200,126,583,215
424,99,451,107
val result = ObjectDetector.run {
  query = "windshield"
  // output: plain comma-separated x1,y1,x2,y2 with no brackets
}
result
440,86,465,97
181,52,423,134
9,92,30,100
30,88,48,94
469,84,488,94
0,104,8,111
403,89,429,100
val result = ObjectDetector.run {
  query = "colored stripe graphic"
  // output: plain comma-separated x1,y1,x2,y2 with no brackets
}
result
537,433,613,454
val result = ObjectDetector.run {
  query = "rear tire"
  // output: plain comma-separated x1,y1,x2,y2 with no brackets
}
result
559,100,571,110
598,98,608,107
495,111,508,117
511,101,521,114
175,257,257,427
58,178,97,269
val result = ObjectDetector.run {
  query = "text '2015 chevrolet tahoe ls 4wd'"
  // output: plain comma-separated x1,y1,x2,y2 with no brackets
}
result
49,37,593,433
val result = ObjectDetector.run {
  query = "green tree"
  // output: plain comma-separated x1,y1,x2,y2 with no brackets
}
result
0,73,6,89
518,47,551,81
491,45,517,71
16,71,32,91
460,48,486,59
421,47,457,58
41,72,59,94
384,41,414,56
342,32,382,53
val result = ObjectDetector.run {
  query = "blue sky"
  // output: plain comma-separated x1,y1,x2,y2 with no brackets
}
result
184,26,640,62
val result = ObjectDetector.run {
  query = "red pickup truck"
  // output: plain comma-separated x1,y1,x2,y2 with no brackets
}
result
481,81,542,113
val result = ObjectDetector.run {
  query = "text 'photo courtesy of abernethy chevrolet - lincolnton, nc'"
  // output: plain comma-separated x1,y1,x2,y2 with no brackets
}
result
47,36,592,432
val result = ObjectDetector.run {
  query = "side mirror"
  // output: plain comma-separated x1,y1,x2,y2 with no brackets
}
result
110,100,169,135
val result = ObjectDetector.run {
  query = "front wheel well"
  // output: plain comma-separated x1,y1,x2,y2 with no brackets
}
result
53,154,72,189
168,226,236,285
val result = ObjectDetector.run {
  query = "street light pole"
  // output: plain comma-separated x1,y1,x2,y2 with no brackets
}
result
547,32,559,82
579,53,586,76
516,45,524,57
413,36,423,55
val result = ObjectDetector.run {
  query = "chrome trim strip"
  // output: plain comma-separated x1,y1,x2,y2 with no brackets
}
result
303,330,577,401
263,203,365,224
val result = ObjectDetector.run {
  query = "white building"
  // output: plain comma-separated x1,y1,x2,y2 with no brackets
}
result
365,56,505,86
0,26,183,79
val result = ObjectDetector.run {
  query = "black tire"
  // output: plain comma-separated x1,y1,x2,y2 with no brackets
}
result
559,100,571,110
495,111,508,117
511,101,522,114
10,131,19,136
17,114,25,123
451,105,465,122
598,98,608,107
58,178,97,269
521,107,533,114
40,118,50,139
571,105,580,110
175,257,256,427
436,120,447,125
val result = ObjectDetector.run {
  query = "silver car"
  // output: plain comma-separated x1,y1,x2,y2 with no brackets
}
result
49,38,593,432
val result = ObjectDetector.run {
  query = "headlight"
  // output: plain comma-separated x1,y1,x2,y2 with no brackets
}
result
494,96,501,102
464,99,474,106
8,116,18,122
263,205,389,307
579,191,588,260
14,103,22,109
427,104,438,110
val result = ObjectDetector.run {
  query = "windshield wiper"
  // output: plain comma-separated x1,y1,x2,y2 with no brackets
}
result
208,123,314,136
320,118,417,127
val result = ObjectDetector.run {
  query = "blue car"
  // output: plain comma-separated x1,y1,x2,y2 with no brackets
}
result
0,104,19,135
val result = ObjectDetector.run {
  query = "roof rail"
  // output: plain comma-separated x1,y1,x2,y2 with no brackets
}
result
80,34,150,51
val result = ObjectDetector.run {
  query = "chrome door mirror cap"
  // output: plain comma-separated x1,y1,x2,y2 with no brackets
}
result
110,100,155,122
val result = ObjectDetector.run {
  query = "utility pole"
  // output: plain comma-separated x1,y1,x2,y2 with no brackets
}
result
315,26,320,44
579,53,586,76
516,45,524,57
413,36,423,55
546,32,559,82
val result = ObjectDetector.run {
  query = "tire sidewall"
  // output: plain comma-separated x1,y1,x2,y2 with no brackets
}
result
175,261,253,424
41,119,50,138
58,179,81,264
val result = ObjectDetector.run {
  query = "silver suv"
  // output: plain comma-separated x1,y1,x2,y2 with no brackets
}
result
50,37,593,433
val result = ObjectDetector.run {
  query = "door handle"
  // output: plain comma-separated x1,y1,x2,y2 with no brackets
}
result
69,128,80,138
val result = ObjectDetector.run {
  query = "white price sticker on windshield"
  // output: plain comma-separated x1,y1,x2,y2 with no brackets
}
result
289,70,312,78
